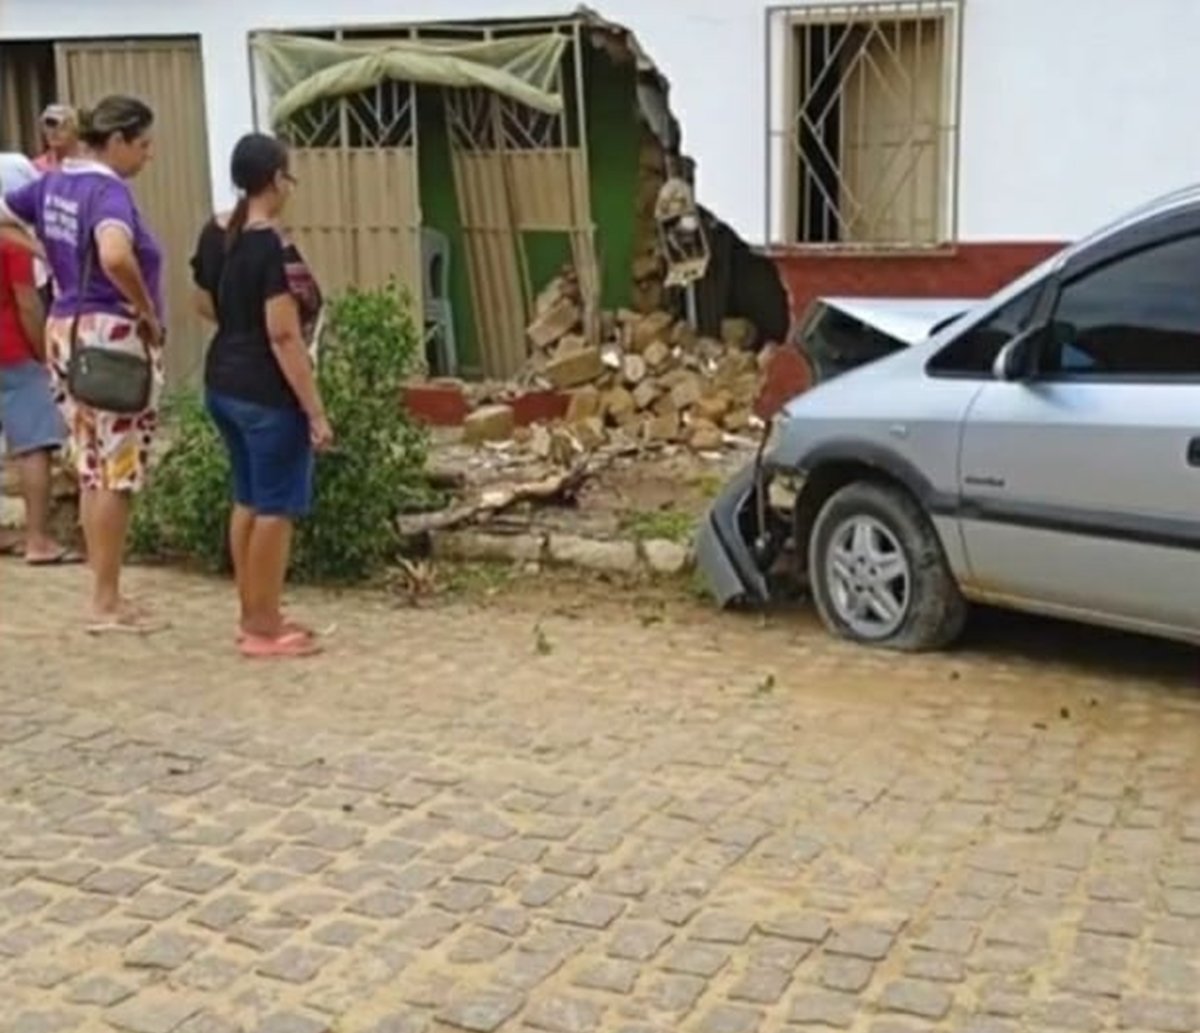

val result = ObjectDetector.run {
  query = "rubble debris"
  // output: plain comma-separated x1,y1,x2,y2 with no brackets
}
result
463,404,516,445
467,268,769,461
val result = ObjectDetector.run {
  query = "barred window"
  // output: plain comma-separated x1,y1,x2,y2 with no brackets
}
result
768,1,962,248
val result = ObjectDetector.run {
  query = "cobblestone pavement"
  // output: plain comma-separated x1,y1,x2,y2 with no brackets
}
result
1,560,1199,1033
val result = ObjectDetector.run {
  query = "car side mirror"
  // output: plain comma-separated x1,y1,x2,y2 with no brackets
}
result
992,328,1039,382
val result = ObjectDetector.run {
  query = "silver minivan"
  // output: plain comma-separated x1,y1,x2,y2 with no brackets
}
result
697,185,1200,650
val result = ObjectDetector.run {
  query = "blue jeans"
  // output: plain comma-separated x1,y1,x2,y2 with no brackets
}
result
206,390,313,518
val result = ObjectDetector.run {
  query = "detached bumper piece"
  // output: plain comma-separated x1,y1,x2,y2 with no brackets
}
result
694,463,788,607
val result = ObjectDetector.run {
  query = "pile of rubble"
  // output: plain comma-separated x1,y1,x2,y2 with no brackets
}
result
463,271,764,462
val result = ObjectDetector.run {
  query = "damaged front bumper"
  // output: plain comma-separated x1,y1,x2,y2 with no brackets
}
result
694,460,798,607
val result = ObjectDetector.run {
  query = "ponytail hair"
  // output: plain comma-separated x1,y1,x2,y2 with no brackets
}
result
225,194,250,251
226,132,290,251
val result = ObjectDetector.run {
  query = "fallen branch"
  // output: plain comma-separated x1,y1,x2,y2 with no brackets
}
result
396,457,602,536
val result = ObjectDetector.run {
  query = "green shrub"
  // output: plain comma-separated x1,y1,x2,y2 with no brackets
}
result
131,284,437,582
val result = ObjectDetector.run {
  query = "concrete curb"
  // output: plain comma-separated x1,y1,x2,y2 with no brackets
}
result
430,528,693,578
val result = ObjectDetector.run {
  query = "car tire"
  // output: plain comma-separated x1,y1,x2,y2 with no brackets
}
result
808,481,967,652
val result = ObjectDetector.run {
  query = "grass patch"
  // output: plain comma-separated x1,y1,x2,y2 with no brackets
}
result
619,508,696,544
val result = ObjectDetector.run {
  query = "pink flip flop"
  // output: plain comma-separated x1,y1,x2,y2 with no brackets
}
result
239,629,323,659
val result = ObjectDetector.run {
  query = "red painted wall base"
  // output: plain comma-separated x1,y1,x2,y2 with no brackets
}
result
770,242,1065,330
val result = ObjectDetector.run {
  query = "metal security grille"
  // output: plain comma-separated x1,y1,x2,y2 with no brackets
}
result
769,1,962,249
278,80,422,323
446,74,597,378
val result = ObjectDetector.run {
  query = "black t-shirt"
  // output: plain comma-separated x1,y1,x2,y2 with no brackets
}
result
191,221,304,410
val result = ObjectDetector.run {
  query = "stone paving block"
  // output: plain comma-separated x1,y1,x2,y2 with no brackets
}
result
454,857,519,886
434,881,494,914
911,919,978,955
758,912,831,944
189,894,252,932
480,906,530,937
363,1017,429,1033
107,994,202,1033
256,945,335,984
395,909,462,949
436,989,525,1032
522,874,575,908
662,941,730,978
729,966,791,1005
608,921,673,961
125,930,204,970
448,929,512,964
493,949,566,991
542,851,600,879
826,923,896,961
1080,903,1144,938
691,912,754,944
572,957,640,994
176,954,243,993
164,862,237,895
642,973,706,1015
904,951,966,984
127,888,193,920
12,961,77,989
556,893,626,929
820,956,874,993
68,973,139,1007
788,990,858,1029
176,1014,243,1033
255,1014,331,1033
6,1010,78,1033
348,888,412,919
878,979,953,1020
36,860,98,886
1118,997,1198,1032
312,919,372,948
82,866,156,897
0,922,51,957
523,994,605,1033
696,1005,762,1033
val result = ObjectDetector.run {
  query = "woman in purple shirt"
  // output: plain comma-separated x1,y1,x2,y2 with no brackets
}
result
0,95,166,634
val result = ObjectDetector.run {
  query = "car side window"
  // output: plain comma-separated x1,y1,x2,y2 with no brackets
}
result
1040,233,1200,378
927,287,1038,377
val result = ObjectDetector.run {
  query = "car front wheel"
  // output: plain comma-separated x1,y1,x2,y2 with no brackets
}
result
808,481,967,651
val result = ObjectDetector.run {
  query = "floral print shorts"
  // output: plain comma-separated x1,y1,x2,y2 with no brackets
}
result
45,313,164,493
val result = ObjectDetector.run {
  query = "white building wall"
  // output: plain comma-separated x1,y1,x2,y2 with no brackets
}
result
3,0,1200,246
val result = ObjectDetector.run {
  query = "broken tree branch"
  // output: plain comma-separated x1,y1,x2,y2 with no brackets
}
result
397,454,610,537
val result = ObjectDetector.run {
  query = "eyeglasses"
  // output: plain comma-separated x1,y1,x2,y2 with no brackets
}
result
42,116,63,130
282,172,298,186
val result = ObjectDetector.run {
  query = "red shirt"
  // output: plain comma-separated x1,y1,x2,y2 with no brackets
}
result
0,240,38,367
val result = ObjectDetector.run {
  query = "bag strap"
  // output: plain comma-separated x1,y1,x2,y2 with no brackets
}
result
68,191,96,361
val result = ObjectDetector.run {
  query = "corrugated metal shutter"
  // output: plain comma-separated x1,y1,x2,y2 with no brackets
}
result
55,39,213,390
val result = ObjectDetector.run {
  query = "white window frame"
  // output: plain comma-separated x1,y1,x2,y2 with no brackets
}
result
766,0,964,250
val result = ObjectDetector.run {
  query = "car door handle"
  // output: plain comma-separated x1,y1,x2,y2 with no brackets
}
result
1189,438,1200,467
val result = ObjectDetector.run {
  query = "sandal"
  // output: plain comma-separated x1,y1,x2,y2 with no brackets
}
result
85,613,169,636
26,548,85,566
239,628,323,659
235,620,337,644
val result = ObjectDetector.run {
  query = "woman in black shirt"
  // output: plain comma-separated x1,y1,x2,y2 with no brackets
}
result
191,133,331,659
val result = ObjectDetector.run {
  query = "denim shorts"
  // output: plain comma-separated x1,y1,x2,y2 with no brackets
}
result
206,390,313,518
0,360,66,457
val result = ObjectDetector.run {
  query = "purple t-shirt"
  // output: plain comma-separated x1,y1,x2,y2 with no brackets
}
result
2,160,163,321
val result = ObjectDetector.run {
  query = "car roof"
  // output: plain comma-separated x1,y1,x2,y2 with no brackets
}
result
815,297,979,345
